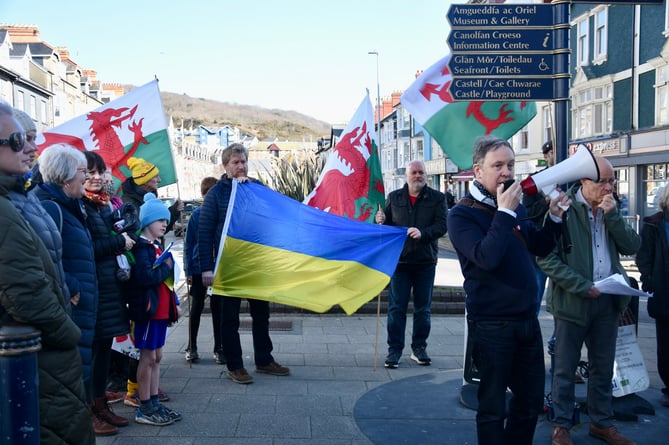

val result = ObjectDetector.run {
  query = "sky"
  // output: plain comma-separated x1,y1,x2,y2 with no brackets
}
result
1,0,461,124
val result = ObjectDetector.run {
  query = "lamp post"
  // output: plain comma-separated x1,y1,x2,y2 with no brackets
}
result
368,50,381,146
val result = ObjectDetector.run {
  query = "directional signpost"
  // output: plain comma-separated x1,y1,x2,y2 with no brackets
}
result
447,3,569,102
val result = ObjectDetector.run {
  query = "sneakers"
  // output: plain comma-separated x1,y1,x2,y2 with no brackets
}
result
157,388,170,402
123,393,140,408
589,424,636,445
185,350,199,362
256,361,290,376
410,347,431,366
228,368,254,384
552,426,573,445
105,391,125,404
384,351,401,369
157,403,182,422
134,406,174,426
213,351,226,365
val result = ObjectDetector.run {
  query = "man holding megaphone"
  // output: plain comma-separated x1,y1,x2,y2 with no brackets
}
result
537,156,640,445
448,135,571,445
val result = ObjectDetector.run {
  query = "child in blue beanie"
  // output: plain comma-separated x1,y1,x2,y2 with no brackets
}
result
127,193,182,426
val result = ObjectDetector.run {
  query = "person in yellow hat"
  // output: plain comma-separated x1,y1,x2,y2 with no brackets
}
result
121,157,183,229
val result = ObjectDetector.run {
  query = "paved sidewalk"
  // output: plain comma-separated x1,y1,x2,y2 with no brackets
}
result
95,305,667,444
94,239,667,444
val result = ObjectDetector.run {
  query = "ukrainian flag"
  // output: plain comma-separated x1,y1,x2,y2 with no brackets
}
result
212,180,407,314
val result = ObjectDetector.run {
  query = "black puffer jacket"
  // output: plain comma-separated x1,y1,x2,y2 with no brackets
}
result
0,175,94,444
636,211,669,322
82,196,130,339
121,178,179,233
381,184,448,265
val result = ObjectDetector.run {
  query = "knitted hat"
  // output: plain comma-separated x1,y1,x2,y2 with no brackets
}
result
139,192,170,229
14,109,36,133
128,157,159,185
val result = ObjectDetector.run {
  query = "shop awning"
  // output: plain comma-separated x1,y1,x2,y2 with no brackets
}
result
452,170,474,181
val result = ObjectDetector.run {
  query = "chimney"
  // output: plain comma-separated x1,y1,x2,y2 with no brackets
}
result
1,25,42,42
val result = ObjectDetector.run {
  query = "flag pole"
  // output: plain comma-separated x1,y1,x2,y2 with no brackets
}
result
373,292,381,371
369,50,382,371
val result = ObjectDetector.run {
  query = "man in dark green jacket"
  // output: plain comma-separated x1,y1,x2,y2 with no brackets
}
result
538,156,640,445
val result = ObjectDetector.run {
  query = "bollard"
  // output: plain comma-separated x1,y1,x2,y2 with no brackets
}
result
0,323,41,445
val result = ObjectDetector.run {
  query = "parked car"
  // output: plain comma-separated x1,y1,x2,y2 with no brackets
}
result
173,199,203,237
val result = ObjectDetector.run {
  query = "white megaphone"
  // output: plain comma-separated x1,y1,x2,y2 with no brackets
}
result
520,144,599,208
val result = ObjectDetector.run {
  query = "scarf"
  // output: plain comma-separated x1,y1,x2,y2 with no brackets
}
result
472,180,497,207
84,189,111,209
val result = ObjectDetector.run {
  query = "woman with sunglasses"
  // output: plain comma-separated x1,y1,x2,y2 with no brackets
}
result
0,103,95,443
34,144,109,435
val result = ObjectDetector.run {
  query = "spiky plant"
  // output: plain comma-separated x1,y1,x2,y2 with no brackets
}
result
264,151,327,201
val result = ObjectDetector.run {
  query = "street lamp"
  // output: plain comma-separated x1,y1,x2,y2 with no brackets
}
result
368,50,381,146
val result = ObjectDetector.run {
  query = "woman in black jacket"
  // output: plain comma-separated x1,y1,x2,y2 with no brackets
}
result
82,151,136,434
636,185,669,408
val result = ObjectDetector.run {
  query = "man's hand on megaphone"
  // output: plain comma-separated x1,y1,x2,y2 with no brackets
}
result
548,188,572,219
497,180,521,211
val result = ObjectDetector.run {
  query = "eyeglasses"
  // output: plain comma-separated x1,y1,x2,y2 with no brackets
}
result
0,132,26,152
595,178,617,186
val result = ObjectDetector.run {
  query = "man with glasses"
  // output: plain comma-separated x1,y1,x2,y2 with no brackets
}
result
538,156,640,445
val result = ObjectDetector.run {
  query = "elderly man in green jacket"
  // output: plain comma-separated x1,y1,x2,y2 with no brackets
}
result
538,156,640,445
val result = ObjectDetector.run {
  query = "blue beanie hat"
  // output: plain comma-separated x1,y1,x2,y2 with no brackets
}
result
139,192,171,229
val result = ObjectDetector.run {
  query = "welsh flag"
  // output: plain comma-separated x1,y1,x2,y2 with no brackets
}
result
401,54,537,170
37,80,176,190
304,93,384,223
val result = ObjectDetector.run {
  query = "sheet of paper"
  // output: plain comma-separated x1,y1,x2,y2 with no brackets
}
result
594,273,653,298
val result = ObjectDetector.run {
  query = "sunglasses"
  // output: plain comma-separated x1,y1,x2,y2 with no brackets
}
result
0,132,26,152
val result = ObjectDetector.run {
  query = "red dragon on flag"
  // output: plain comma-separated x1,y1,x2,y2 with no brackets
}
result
304,94,384,223
37,80,176,188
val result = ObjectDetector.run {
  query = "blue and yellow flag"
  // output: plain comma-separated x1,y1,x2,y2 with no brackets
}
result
212,181,407,315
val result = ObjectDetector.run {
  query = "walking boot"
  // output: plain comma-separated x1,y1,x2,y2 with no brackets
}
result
90,404,118,436
93,396,129,427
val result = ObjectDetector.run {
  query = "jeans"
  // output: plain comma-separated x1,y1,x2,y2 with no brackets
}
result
211,294,223,354
187,274,206,352
220,295,274,371
387,263,435,354
469,318,545,445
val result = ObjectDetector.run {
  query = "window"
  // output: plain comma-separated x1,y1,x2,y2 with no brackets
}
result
16,91,24,111
656,65,669,125
571,84,612,138
30,96,37,118
593,8,608,61
40,100,47,124
576,18,589,66
643,163,669,216
542,105,553,143
415,140,423,160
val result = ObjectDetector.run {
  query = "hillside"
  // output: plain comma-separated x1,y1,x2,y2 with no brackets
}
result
158,90,331,141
